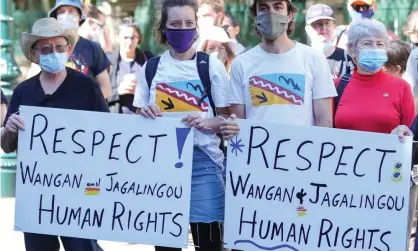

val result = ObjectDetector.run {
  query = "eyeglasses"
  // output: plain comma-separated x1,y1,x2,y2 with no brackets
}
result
311,21,334,29
89,18,104,28
33,44,68,55
221,25,231,30
122,35,140,40
207,46,226,53
351,4,371,12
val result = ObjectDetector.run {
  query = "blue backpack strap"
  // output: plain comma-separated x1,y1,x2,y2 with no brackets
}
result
145,56,161,89
334,73,351,115
196,52,217,115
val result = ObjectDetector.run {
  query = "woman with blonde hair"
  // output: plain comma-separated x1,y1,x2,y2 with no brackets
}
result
199,26,235,72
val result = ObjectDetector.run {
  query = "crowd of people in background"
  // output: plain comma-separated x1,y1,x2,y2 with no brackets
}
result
2,0,418,250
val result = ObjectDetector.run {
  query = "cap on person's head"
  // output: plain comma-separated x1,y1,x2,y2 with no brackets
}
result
48,0,86,22
306,4,335,25
250,0,292,5
348,0,375,6
20,18,78,62
201,26,232,44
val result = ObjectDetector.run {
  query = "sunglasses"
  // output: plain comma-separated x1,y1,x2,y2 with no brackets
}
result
351,4,371,12
33,44,68,55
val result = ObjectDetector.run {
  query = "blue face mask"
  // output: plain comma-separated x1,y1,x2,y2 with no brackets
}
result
39,52,68,73
356,48,388,73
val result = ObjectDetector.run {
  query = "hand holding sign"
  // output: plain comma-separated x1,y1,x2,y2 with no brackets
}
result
220,114,240,140
182,113,204,130
140,104,162,119
4,112,25,133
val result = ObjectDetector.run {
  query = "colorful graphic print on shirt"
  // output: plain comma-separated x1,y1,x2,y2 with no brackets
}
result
66,53,89,75
156,80,210,112
249,73,305,106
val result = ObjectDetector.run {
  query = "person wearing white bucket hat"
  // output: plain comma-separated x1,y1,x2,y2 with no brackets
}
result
199,26,236,72
26,0,112,99
1,18,109,251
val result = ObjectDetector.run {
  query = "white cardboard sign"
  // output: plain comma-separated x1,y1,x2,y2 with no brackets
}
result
224,119,412,251
15,106,193,248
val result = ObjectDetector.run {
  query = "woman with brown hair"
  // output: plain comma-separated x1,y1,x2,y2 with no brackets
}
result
133,0,230,250
199,25,236,73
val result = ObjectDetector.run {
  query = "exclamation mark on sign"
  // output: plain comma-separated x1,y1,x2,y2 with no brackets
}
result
175,128,192,168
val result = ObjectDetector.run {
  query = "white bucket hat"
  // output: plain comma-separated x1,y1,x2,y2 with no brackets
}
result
199,26,233,49
20,18,79,62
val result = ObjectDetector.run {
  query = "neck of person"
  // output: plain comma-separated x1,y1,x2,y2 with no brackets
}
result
324,46,336,57
40,69,67,87
356,66,379,76
260,33,295,54
170,47,196,61
120,49,136,61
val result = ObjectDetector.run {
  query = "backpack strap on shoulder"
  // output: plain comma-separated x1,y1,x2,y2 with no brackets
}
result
145,56,161,89
196,52,217,115
336,26,348,48
334,73,351,115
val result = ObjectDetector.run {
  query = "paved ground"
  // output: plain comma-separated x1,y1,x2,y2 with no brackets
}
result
0,198,195,251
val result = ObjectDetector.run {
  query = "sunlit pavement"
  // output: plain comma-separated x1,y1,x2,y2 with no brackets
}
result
0,198,195,251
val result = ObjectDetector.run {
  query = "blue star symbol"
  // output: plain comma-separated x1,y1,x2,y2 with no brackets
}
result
230,136,245,156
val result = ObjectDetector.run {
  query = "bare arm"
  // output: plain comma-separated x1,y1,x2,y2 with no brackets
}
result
1,104,6,127
230,104,246,119
313,98,333,127
95,70,111,99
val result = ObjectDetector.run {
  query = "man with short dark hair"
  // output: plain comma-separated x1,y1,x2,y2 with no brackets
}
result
195,0,225,50
197,0,225,28
221,0,337,139
78,4,112,53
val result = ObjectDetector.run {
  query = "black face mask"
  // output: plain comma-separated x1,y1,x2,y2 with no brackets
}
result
413,43,418,50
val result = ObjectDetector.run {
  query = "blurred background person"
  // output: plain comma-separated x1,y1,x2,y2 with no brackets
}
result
107,17,154,114
221,11,245,55
79,4,113,53
25,0,111,99
305,3,354,80
404,9,418,49
194,0,225,49
98,1,117,51
197,0,224,29
404,9,418,110
199,26,235,73
335,0,398,50
383,40,411,78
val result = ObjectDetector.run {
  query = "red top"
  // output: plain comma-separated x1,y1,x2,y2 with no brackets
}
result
334,70,415,133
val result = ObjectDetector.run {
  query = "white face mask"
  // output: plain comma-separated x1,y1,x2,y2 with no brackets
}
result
57,13,80,30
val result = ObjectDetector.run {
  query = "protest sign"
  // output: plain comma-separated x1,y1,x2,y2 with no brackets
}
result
14,106,193,248
224,119,412,251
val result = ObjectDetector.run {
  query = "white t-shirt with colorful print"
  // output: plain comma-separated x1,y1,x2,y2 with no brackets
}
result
228,42,337,126
133,50,230,168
